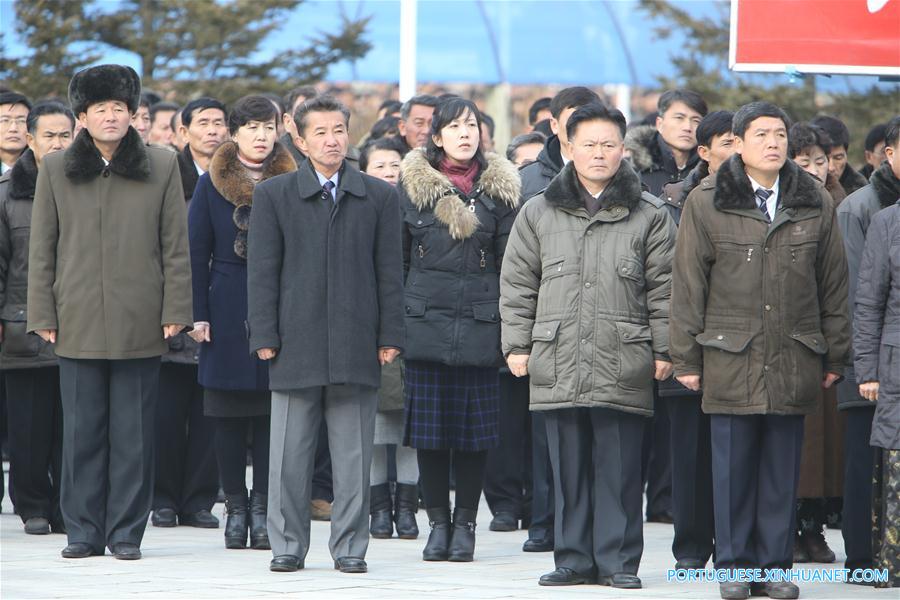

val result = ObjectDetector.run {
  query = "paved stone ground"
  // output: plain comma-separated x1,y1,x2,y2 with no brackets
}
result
0,465,888,599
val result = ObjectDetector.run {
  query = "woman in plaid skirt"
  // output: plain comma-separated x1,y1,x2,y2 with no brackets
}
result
398,97,520,562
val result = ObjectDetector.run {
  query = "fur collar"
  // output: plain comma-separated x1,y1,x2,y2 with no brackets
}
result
625,125,657,173
208,141,297,208
9,149,38,201
870,161,900,210
64,127,150,183
544,159,643,212
713,154,822,211
400,148,520,239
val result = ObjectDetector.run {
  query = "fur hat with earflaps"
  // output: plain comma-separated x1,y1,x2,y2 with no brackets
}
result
68,65,141,116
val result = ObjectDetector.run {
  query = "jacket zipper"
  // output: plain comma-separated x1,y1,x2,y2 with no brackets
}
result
479,249,486,271
418,242,424,258
746,248,754,262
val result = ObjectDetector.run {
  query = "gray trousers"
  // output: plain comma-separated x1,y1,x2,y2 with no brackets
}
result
268,384,377,561
58,357,160,551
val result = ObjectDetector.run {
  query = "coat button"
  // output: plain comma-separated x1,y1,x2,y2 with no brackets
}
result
765,304,772,311
587,230,593,235
585,282,591,288
624,333,631,339
546,329,552,336
417,220,422,225
764,365,770,371
581,339,587,344
716,335,724,340
764,247,769,253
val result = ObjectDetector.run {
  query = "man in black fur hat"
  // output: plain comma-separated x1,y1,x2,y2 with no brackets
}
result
26,64,193,560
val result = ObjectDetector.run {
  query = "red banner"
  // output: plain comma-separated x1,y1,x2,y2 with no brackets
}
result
730,0,900,76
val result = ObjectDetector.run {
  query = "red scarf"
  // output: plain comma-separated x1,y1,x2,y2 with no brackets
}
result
440,157,479,196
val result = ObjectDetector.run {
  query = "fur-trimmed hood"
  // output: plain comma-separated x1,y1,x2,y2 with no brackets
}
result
624,125,658,173
64,127,149,183
400,148,520,239
544,159,644,213
9,149,38,201
713,154,822,212
209,140,297,209
870,161,900,210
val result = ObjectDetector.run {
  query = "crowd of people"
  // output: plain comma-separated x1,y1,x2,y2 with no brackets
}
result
0,63,898,599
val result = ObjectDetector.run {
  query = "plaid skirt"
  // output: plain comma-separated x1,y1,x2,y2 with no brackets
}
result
403,360,500,451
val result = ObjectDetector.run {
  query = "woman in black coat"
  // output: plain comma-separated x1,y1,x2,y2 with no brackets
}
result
399,97,520,562
188,95,295,550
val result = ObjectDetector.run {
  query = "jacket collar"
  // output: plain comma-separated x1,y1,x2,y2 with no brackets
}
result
8,148,38,201
63,126,150,183
870,161,900,210
543,159,643,213
296,157,366,201
713,154,821,212
535,135,563,175
667,160,709,208
208,141,296,207
624,126,698,176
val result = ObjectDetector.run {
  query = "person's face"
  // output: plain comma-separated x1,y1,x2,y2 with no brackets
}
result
865,141,886,168
26,113,74,166
232,118,277,163
364,149,402,185
550,106,578,146
735,117,788,177
656,101,703,153
399,103,434,149
567,119,625,188
0,102,30,157
181,108,227,158
433,109,480,165
793,145,829,183
697,132,736,175
885,142,900,181
296,110,349,174
533,108,552,126
480,122,494,153
827,145,848,179
149,109,176,146
512,142,543,168
79,100,132,144
132,105,150,142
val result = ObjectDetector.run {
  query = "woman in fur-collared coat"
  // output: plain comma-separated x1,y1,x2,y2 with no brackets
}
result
399,98,520,563
187,96,295,551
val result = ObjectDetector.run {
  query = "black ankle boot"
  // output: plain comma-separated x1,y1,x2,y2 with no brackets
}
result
224,492,249,549
394,483,419,540
249,490,270,550
422,507,451,561
448,507,476,562
369,483,393,539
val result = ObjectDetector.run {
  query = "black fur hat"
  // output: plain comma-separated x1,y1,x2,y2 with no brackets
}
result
68,65,141,116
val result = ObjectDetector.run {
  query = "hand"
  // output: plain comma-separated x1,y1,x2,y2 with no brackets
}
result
507,353,530,378
162,324,184,339
379,347,401,365
36,329,56,344
189,322,211,343
676,374,701,391
257,348,277,360
859,381,879,402
654,360,674,381
822,372,841,389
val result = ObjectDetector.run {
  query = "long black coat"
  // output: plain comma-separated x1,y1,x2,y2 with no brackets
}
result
247,158,405,390
399,149,520,368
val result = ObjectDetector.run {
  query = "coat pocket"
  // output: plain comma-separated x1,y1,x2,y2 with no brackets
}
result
529,320,560,387
615,322,653,392
2,319,42,358
404,294,427,317
472,300,500,323
696,330,753,404
788,331,827,405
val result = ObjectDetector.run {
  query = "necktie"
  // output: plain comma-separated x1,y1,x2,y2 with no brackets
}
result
322,180,336,203
755,188,773,222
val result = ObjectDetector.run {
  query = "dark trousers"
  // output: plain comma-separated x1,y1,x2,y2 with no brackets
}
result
483,373,532,518
669,395,714,562
214,415,269,495
842,405,875,568
642,390,672,518
529,411,554,541
545,406,645,577
58,357,160,551
153,363,217,514
5,367,62,523
711,413,804,571
312,420,333,502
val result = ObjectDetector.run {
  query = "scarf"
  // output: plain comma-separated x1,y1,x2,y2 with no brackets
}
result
439,157,479,196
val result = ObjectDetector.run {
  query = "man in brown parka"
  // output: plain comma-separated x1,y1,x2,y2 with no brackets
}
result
670,102,849,600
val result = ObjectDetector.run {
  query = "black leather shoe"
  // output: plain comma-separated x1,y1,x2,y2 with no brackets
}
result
24,517,51,535
675,558,708,569
447,507,477,562
719,582,751,599
369,483,393,539
538,567,593,586
646,511,674,524
522,536,553,552
249,490,270,550
393,483,419,540
151,508,177,527
224,493,249,549
270,555,303,572
598,573,642,589
761,582,800,599
489,511,517,532
61,543,102,559
110,543,142,560
180,509,219,528
422,507,451,561
334,557,367,573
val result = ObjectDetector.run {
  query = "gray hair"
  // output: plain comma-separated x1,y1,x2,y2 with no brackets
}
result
292,95,350,136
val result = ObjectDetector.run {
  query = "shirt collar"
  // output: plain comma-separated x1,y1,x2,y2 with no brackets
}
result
747,174,780,199
315,169,340,189
194,160,204,176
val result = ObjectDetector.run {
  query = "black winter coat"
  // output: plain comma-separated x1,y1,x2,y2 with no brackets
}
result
519,135,563,203
400,149,520,368
0,150,56,369
625,126,700,197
